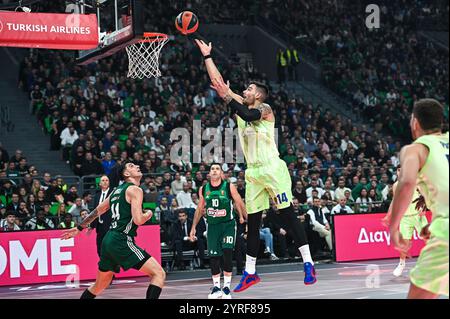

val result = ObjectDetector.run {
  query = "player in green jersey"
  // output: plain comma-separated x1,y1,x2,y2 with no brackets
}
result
390,99,449,298
190,163,247,299
61,162,166,299
195,39,317,292
382,165,429,277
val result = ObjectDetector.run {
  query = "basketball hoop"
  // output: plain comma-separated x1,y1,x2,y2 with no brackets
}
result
125,32,169,79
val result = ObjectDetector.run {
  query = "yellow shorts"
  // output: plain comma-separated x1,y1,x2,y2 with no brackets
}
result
399,214,428,240
245,158,293,214
410,236,449,296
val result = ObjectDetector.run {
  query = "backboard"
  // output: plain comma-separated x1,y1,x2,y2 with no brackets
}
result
76,0,144,65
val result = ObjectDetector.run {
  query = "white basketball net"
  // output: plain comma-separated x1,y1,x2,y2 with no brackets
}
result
125,34,169,79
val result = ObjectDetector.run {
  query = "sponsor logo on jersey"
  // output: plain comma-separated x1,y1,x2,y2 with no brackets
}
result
207,208,227,218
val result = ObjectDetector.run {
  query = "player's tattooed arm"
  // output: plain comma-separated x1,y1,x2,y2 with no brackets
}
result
257,103,273,120
61,195,111,239
79,195,112,229
79,209,100,229
195,39,245,104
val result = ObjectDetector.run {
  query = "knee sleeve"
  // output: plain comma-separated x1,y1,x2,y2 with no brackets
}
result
247,212,263,257
222,249,233,273
279,205,308,247
210,257,221,276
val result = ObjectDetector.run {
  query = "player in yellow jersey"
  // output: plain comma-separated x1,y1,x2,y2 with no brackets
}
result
382,166,429,277
390,99,449,298
195,40,317,292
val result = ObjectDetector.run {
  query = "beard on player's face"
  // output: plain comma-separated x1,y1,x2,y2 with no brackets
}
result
243,93,255,106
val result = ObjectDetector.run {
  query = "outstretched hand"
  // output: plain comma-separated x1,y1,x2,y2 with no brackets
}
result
194,39,212,56
61,227,80,240
211,77,230,99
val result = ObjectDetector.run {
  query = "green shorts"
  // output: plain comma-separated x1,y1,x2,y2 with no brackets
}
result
410,236,449,296
98,231,151,273
207,219,237,257
245,158,293,214
399,214,428,240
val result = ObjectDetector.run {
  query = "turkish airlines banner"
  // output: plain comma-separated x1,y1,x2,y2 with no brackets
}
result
0,226,160,286
333,212,431,262
0,12,98,49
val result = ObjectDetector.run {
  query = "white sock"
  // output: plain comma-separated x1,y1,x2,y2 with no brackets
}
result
399,258,406,265
223,275,232,288
212,276,221,288
299,245,314,265
245,254,257,275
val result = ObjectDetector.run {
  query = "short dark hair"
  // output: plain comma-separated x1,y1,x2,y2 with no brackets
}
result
413,99,444,131
6,211,16,217
210,163,222,171
250,82,269,101
109,161,133,188
177,209,187,216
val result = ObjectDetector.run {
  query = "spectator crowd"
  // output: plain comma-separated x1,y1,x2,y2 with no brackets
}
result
2,1,448,266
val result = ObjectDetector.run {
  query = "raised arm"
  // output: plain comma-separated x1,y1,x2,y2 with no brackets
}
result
229,183,247,223
190,186,206,240
127,185,153,226
194,40,221,84
195,39,244,104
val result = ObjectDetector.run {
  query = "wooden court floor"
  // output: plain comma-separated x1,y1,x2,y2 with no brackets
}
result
1,258,447,299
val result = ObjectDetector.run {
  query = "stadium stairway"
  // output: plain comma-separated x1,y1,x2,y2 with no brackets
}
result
0,48,72,176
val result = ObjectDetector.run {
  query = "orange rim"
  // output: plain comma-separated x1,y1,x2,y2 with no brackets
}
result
138,32,169,43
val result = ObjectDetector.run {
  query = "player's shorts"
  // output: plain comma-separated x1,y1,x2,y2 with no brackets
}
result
98,231,151,273
410,235,449,296
245,158,293,214
207,219,237,257
399,213,428,240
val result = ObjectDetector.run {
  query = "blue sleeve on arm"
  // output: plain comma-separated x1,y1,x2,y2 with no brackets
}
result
229,100,261,122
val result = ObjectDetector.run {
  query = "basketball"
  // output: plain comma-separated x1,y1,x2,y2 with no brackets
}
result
175,11,199,35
